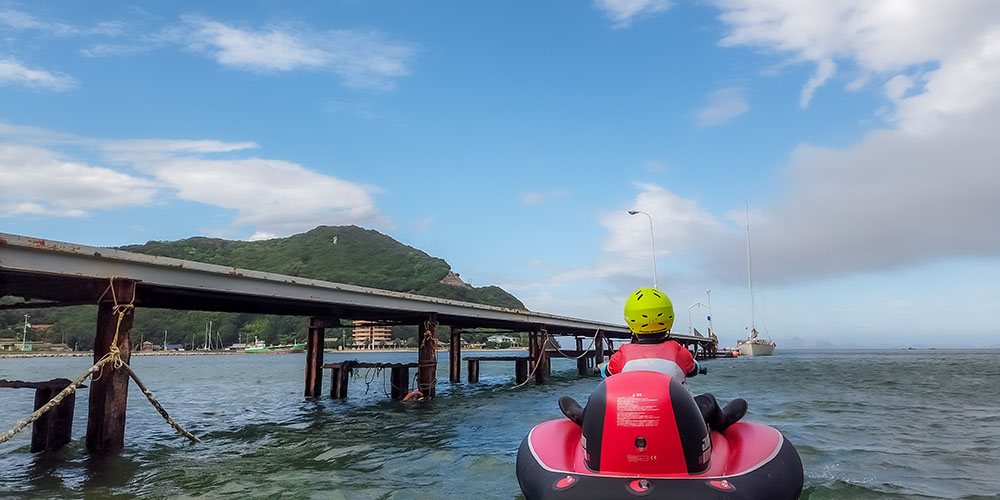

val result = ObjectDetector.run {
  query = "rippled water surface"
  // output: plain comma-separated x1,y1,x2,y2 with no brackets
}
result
1,349,998,499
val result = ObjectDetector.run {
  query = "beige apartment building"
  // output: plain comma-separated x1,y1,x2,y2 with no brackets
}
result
351,320,393,349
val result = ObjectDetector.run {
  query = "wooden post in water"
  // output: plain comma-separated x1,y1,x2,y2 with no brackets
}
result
417,314,438,399
515,358,528,384
31,379,75,453
87,278,135,454
576,337,588,376
305,317,338,399
390,366,409,400
449,327,462,383
467,359,480,383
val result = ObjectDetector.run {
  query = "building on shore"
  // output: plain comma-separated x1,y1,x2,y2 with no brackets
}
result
0,338,72,352
351,320,393,349
486,334,520,348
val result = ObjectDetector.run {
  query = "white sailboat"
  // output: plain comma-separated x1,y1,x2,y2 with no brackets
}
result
738,203,775,356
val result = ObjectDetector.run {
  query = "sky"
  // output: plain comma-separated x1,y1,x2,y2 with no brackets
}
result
1,1,998,348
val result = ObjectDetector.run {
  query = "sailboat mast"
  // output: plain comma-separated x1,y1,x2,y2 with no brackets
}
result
745,203,756,332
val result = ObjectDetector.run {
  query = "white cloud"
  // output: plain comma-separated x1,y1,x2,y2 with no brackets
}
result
122,156,389,237
0,58,75,91
799,58,834,108
0,123,391,237
883,74,913,101
519,188,569,205
593,0,672,28
0,144,157,217
606,183,727,258
695,88,749,125
248,231,277,241
0,7,123,37
713,0,1000,129
644,160,668,172
179,15,416,89
0,123,257,154
698,0,1000,284
413,217,434,234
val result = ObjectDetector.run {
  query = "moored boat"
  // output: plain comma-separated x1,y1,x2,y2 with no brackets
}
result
244,337,305,354
736,203,776,357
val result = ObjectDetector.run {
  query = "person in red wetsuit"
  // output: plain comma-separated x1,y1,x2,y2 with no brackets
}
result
560,287,746,432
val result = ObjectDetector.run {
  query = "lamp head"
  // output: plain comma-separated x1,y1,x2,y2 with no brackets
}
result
627,210,639,215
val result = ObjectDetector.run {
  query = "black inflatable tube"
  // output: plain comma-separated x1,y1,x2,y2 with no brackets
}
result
516,433,803,500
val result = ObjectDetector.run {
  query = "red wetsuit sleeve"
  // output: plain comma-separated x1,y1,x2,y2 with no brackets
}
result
607,345,628,375
671,341,696,375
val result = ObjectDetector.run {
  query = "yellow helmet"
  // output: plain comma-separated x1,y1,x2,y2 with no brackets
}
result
624,287,674,334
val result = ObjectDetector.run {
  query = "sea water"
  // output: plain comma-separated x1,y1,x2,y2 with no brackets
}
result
1,349,998,499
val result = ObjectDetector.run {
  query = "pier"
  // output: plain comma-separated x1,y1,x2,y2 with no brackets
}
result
0,232,718,453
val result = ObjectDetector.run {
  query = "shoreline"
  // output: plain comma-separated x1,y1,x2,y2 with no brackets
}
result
0,347,529,359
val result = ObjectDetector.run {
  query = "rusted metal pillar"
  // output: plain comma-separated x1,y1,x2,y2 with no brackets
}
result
330,364,349,399
528,331,538,372
87,278,135,454
576,337,588,376
305,317,338,399
534,331,548,385
417,314,438,399
467,359,480,383
449,327,462,383
594,329,605,366
31,379,75,453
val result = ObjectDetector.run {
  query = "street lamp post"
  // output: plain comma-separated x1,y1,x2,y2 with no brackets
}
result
706,289,713,336
627,210,658,289
22,313,29,351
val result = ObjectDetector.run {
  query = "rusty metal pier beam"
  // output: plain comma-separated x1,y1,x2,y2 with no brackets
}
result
86,278,135,454
449,327,462,383
306,317,339,399
417,314,438,398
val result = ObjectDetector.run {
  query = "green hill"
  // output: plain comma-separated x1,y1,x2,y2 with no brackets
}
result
119,225,525,309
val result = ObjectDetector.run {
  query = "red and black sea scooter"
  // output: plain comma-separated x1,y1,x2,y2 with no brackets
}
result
516,371,803,499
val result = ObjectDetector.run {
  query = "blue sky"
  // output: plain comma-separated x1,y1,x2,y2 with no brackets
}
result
2,1,999,347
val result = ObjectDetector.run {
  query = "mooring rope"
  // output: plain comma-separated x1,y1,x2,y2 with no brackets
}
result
511,334,551,389
119,363,199,442
545,329,602,361
0,357,111,445
0,276,199,447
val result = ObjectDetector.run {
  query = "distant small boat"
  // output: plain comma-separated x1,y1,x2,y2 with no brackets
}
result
244,337,306,354
737,203,775,357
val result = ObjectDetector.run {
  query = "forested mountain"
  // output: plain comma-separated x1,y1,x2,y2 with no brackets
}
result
0,226,524,350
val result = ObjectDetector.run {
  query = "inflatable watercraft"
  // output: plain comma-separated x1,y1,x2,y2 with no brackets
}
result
516,371,803,499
